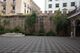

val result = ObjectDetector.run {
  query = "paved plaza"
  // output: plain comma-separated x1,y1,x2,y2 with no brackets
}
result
0,36,80,53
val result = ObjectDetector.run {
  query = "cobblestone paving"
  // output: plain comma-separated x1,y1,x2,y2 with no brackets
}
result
0,36,80,53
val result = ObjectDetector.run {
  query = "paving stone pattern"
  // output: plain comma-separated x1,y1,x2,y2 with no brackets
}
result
0,36,80,53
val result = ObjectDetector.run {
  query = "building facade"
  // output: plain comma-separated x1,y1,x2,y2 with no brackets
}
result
30,1,41,14
45,0,80,13
68,6,80,37
0,0,41,15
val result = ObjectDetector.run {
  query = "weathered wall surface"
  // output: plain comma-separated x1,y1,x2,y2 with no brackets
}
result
0,15,55,33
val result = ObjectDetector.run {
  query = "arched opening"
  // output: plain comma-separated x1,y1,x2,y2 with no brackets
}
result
76,19,80,37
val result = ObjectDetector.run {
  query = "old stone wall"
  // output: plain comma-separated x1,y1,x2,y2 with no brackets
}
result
0,15,55,33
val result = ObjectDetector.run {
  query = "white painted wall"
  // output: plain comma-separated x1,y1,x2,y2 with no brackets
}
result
19,0,31,14
45,0,80,13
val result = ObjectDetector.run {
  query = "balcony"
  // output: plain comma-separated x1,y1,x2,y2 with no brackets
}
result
11,10,15,13
1,2,6,7
11,2,16,6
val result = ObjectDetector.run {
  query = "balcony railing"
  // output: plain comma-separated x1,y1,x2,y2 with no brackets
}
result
2,10,6,14
11,10,15,13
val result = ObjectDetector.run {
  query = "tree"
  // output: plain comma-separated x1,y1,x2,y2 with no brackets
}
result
53,10,69,36
25,12,37,34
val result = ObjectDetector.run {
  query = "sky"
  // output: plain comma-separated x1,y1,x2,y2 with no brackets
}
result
33,0,45,12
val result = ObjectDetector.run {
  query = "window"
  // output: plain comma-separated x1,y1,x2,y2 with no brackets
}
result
49,0,52,1
3,0,6,1
55,3,59,8
13,0,15,3
13,0,15,1
11,6,15,13
2,6,6,14
3,6,6,10
12,6,15,10
48,4,52,8
24,3,26,7
55,0,58,1
13,0,15,5
24,3,26,13
63,3,67,7
71,2,75,6
13,6,15,10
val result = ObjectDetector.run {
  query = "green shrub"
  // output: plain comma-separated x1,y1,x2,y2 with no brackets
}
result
37,33,45,36
46,31,56,36
25,33,34,36
0,26,5,34
9,27,22,33
37,29,45,36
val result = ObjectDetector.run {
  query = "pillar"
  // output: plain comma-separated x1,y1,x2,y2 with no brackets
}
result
71,20,76,38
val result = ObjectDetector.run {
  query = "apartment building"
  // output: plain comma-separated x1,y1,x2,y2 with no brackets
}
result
0,0,40,15
45,0,80,13
0,1,3,15
30,1,41,14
